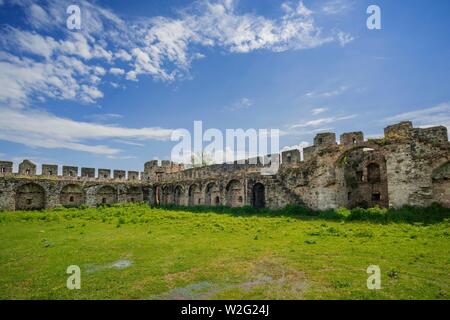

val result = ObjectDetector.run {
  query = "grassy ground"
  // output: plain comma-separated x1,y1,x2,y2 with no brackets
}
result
0,204,449,300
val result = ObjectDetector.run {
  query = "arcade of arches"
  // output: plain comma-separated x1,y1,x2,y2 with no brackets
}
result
15,183,45,210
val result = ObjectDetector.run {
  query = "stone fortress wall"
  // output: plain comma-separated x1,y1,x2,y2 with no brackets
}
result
0,121,449,211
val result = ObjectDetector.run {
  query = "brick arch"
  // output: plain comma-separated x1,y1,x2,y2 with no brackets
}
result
188,184,202,206
96,185,117,205
204,182,220,206
173,185,184,206
336,145,388,209
335,142,383,166
60,184,84,207
126,186,143,203
15,182,46,210
225,179,244,207
161,185,173,205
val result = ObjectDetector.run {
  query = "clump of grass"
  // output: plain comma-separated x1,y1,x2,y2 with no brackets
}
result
40,238,54,248
331,279,352,289
354,230,373,238
387,269,400,279
0,203,449,300
159,202,450,225
2,202,449,226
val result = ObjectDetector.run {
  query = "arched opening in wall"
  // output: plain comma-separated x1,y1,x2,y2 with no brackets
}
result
205,182,218,206
215,196,220,206
96,185,117,205
127,187,143,203
337,146,388,209
15,183,45,210
252,183,265,209
188,184,201,206
367,163,381,183
60,184,84,207
432,161,450,208
162,186,173,205
226,180,244,207
174,186,183,206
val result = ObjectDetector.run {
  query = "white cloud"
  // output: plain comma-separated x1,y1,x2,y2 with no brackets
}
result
1,0,353,107
94,66,106,76
282,142,310,151
81,85,103,102
281,141,310,160
126,70,138,81
89,113,123,122
107,155,137,160
4,28,59,59
115,49,132,61
0,32,111,106
322,0,354,15
0,108,174,155
26,3,52,29
0,53,88,106
384,102,450,130
335,30,354,47
311,107,329,115
290,114,356,129
225,97,253,111
109,67,125,75
123,0,352,81
114,139,145,147
304,85,349,98
0,0,355,154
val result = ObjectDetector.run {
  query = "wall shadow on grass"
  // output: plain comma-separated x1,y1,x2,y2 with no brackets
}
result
156,203,450,225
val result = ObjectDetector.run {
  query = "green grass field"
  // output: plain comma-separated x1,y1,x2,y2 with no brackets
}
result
0,204,449,300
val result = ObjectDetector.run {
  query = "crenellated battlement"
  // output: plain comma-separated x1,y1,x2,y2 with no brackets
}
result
0,161,144,182
0,122,449,211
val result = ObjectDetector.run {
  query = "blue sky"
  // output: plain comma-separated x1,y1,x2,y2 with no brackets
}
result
0,0,449,172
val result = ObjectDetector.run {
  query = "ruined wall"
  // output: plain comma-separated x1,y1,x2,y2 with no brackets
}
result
0,161,13,175
60,184,84,207
432,161,450,207
0,159,148,211
0,121,449,211
18,160,36,176
337,148,389,208
384,124,450,208
42,165,58,176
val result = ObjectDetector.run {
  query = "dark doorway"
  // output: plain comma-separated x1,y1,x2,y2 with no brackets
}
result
252,183,265,209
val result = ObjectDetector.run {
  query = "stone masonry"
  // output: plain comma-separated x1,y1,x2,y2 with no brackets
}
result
0,121,449,211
